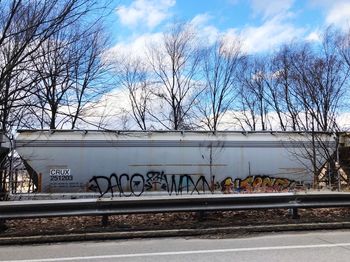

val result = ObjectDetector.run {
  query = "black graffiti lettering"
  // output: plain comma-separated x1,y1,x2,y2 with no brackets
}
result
177,175,195,194
168,175,176,195
159,172,168,192
145,173,215,195
119,174,132,197
88,176,111,197
88,172,301,197
89,172,216,197
109,173,121,197
145,171,158,191
130,173,145,197
145,171,168,191
193,176,214,194
89,173,144,197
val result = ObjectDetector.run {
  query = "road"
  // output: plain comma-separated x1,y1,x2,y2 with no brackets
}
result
1,230,350,261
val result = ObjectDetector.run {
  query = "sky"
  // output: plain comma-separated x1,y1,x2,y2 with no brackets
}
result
90,0,350,130
108,0,350,55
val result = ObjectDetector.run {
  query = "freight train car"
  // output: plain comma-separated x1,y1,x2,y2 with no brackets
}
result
15,130,337,196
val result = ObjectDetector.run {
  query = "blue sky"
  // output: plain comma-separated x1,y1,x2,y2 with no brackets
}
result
88,0,350,129
107,0,350,55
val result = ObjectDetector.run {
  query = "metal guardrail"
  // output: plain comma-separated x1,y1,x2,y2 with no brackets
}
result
1,192,350,220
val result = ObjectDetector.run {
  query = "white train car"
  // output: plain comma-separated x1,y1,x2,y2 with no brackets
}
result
14,130,337,196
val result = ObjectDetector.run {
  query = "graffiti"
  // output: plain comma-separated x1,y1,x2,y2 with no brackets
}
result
88,173,145,197
88,172,297,197
221,177,234,194
145,171,215,194
221,175,296,193
88,171,215,197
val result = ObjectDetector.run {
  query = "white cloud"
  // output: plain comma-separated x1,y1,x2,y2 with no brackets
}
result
337,112,350,131
187,8,304,54
229,0,304,53
305,31,321,42
240,14,305,53
116,0,175,29
326,2,350,30
80,85,172,130
215,29,243,55
109,9,305,61
190,13,211,27
190,14,220,46
250,0,295,20
309,0,346,7
107,32,163,61
309,0,350,30
80,87,153,130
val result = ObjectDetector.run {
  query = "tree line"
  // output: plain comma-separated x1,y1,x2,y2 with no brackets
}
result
0,0,113,134
116,24,350,134
0,1,349,134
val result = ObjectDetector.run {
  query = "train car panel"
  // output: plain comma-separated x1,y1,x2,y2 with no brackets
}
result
15,130,336,195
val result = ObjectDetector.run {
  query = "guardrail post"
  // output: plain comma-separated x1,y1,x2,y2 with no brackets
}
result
0,219,6,232
291,208,300,219
197,211,207,221
102,215,109,227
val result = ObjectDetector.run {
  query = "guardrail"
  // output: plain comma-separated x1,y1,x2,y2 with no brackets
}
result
2,192,350,224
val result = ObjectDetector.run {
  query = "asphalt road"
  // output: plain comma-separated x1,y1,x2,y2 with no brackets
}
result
1,230,350,262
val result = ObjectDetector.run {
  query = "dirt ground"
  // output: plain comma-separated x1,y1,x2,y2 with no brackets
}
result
2,208,350,237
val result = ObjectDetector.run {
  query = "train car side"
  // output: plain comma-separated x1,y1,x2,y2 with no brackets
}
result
15,130,336,196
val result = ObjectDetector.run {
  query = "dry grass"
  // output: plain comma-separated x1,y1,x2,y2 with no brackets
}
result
2,208,350,237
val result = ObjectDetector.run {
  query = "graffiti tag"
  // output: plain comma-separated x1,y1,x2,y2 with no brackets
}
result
88,172,297,197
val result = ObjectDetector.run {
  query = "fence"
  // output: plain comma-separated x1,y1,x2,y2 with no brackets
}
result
0,169,36,200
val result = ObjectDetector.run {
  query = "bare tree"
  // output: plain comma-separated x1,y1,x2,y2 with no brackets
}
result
338,27,350,69
67,26,112,129
197,38,243,131
21,5,111,130
291,33,347,132
0,0,104,133
235,85,258,131
28,27,77,129
0,0,112,198
147,22,202,130
116,56,153,130
236,56,270,131
270,45,303,131
279,29,349,189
